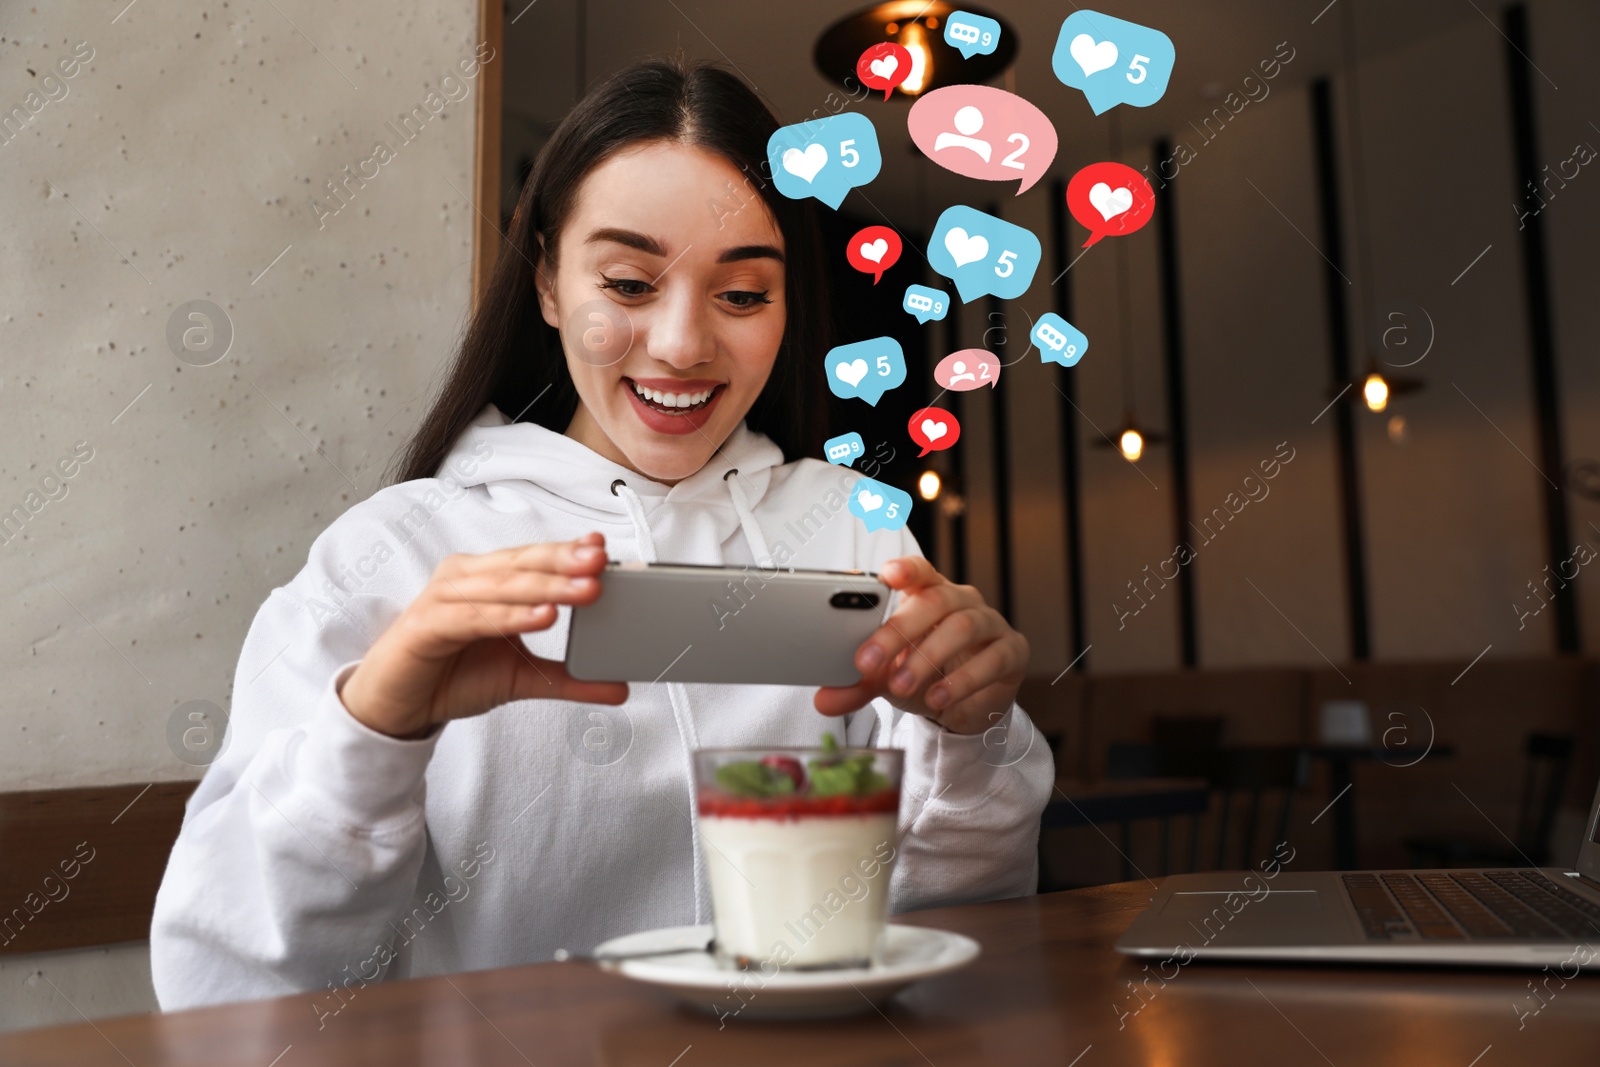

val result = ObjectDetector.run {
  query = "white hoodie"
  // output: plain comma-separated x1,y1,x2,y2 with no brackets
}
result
149,403,1054,1012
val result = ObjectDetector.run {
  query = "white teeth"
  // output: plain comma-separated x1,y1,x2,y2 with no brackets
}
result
631,381,715,409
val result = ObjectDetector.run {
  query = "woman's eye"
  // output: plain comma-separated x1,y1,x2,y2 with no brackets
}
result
598,276,652,297
723,290,772,308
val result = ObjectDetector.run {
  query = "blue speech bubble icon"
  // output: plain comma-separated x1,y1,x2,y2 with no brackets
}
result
847,476,913,533
825,337,906,406
926,205,1041,304
1052,10,1175,115
944,11,1001,60
824,432,867,467
1032,313,1088,367
767,112,882,210
902,284,950,325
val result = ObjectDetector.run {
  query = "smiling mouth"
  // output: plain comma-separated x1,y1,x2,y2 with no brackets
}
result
624,378,725,415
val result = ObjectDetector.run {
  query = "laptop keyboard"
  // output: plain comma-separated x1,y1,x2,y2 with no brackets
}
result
1342,871,1600,941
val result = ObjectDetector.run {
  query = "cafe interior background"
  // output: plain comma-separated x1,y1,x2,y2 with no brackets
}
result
2,0,1598,1033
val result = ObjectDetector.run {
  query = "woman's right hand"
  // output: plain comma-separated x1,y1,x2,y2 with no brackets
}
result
336,531,628,739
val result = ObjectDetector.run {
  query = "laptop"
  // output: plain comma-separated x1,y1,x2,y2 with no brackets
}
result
1115,774,1600,968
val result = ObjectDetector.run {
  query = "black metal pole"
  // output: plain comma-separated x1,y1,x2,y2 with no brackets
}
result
1050,178,1088,673
986,289,1014,623
1153,140,1198,668
947,298,968,585
1311,77,1372,662
1504,3,1579,654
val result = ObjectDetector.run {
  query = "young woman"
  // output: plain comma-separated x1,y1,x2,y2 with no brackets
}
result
151,56,1052,1011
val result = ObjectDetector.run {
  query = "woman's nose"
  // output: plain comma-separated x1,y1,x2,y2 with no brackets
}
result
644,288,714,370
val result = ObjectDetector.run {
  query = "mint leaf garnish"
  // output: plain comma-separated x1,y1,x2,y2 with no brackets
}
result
715,761,797,798
806,750,890,797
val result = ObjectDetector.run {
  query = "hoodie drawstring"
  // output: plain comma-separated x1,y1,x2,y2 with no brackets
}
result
609,470,777,925
609,479,660,562
723,468,773,569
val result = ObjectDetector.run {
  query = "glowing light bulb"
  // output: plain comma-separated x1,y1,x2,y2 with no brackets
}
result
1363,372,1389,412
917,470,942,500
899,22,930,94
1119,428,1144,462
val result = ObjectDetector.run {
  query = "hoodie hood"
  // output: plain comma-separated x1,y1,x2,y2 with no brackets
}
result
443,403,784,567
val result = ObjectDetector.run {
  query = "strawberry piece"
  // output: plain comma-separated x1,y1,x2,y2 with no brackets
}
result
760,755,806,792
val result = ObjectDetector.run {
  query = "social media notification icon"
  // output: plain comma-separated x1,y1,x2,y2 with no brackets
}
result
927,204,1041,303
824,432,866,466
826,337,906,406
1032,313,1087,367
1066,162,1155,248
934,349,1000,390
902,284,949,325
1052,10,1176,115
944,11,1002,60
856,42,912,100
908,407,961,458
768,113,882,210
848,476,913,533
907,84,1058,195
846,224,902,284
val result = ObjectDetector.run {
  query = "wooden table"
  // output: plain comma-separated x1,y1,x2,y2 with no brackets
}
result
7,882,1594,1065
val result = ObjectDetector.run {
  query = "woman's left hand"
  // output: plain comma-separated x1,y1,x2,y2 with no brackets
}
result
814,557,1030,736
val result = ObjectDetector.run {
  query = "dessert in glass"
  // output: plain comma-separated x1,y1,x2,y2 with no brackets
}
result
694,736,904,971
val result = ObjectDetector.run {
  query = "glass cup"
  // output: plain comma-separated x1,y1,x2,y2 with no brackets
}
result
693,744,904,972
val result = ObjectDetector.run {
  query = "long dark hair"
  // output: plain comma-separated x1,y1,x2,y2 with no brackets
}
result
387,54,833,485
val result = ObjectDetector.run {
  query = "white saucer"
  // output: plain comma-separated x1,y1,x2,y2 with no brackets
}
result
593,923,981,1020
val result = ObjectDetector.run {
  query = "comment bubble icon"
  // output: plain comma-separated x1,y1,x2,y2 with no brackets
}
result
902,284,949,325
845,224,902,284
848,476,913,533
1051,10,1176,115
945,11,1002,60
1032,313,1087,367
825,336,906,406
908,407,961,458
908,85,1058,195
767,112,882,210
824,431,867,467
1066,162,1155,248
856,42,912,100
927,204,1041,303
934,349,1000,391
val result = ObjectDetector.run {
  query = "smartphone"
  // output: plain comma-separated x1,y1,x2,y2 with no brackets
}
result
564,561,896,686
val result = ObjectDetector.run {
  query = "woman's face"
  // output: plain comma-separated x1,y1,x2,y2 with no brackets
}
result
535,140,788,484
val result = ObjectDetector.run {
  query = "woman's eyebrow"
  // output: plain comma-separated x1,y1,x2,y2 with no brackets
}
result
717,244,784,265
585,227,666,256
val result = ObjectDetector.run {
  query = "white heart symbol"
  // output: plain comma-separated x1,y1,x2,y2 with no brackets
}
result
920,419,947,441
1069,33,1119,77
1089,182,1134,220
835,358,869,387
869,55,898,80
943,227,989,268
781,143,828,183
859,238,888,263
856,490,883,512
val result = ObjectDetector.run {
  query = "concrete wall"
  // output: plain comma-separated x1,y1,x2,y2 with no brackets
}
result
0,0,481,1031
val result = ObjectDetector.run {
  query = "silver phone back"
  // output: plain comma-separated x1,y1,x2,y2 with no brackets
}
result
565,563,893,686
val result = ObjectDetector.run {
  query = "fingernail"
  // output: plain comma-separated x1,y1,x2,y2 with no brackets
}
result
927,685,950,709
892,669,915,693
575,546,604,563
858,644,884,670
